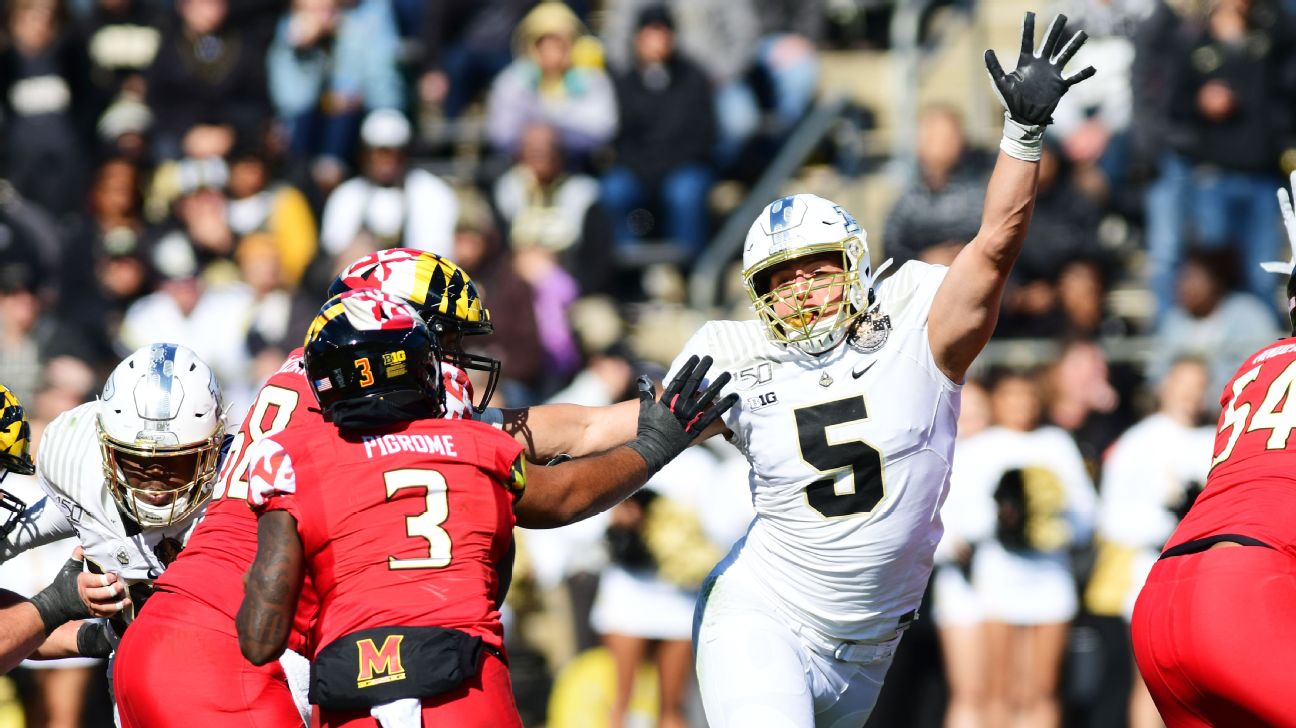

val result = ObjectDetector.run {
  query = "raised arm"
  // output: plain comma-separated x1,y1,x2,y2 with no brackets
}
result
928,12,1095,382
514,356,736,528
237,510,304,666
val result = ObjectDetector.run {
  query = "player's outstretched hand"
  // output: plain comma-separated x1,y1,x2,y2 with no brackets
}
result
29,546,94,635
77,567,131,619
627,355,738,474
1263,169,1296,274
985,12,1095,127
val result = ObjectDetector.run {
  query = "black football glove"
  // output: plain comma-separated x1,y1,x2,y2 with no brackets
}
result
627,355,738,474
985,12,1095,128
29,553,92,635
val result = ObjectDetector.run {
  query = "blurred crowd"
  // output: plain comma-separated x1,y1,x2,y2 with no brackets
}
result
3,0,1296,725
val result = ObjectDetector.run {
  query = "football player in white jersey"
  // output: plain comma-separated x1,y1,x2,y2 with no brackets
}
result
673,13,1096,727
0,343,225,656
0,382,102,672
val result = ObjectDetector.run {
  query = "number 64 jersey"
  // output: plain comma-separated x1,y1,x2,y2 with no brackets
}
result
670,261,959,642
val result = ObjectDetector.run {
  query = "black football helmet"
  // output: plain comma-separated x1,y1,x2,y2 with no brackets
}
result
304,289,445,429
328,248,500,411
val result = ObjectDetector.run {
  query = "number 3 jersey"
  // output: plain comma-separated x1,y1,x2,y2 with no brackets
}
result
153,349,478,653
1168,337,1296,554
247,415,525,654
670,261,959,642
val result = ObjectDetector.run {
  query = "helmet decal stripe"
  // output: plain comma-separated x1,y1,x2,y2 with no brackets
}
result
445,268,466,319
769,196,797,233
410,257,434,305
305,302,348,347
141,343,179,427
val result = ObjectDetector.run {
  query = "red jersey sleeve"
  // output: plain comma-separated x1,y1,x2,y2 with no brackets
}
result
246,436,306,527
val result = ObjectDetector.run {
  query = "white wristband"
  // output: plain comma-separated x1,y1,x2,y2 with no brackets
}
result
999,113,1045,162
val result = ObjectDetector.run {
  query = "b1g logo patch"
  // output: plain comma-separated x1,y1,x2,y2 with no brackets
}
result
847,313,891,354
356,635,406,688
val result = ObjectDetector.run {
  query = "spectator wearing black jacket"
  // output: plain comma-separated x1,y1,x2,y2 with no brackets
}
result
883,106,988,267
1145,0,1296,317
417,0,530,120
146,0,269,160
601,4,715,259
0,0,94,218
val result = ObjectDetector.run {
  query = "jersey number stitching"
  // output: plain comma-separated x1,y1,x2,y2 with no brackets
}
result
1212,361,1296,468
214,385,300,500
384,469,452,569
794,396,886,518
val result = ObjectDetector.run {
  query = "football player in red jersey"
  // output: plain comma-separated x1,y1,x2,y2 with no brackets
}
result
234,290,731,726
1131,176,1296,727
113,250,710,726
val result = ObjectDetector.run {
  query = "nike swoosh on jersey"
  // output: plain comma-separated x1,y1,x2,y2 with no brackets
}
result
852,360,877,379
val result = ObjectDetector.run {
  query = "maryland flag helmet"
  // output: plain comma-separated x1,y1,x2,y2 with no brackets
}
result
0,383,35,479
304,289,445,428
329,249,499,411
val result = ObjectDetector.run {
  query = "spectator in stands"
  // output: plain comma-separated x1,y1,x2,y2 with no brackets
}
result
1016,140,1103,282
452,198,548,402
961,368,1096,728
82,0,164,107
601,4,715,259
152,158,239,278
0,0,94,219
417,0,529,120
267,0,402,191
883,105,987,266
146,0,269,160
320,109,459,260
96,96,153,163
485,1,617,156
234,232,316,387
591,443,723,728
493,122,614,294
225,145,317,289
1088,356,1212,728
1052,0,1156,205
603,0,758,167
1149,247,1279,405
749,0,824,133
0,264,45,404
1144,0,1296,316
1055,256,1134,339
1043,338,1128,470
59,158,150,369
933,378,994,728
118,233,255,413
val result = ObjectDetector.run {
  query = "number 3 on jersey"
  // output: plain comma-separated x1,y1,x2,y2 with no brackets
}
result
795,397,886,518
1212,360,1296,468
385,469,452,569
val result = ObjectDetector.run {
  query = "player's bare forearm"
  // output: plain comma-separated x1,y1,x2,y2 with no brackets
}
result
0,590,43,673
929,151,1039,381
29,620,83,660
237,510,303,666
497,401,639,462
514,446,651,529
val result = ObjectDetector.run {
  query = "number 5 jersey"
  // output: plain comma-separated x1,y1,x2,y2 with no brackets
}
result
669,260,959,642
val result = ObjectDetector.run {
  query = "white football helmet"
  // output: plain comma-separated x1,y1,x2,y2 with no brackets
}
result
97,343,225,527
742,194,888,355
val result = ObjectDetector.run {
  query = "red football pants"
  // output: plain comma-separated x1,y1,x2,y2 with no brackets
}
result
319,653,522,728
114,591,305,728
1132,545,1296,728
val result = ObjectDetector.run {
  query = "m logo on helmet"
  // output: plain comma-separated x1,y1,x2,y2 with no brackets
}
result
356,635,406,688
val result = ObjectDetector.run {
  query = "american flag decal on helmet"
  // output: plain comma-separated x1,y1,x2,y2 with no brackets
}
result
315,377,334,392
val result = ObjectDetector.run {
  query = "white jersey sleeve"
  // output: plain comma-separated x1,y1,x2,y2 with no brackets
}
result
0,474,75,563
